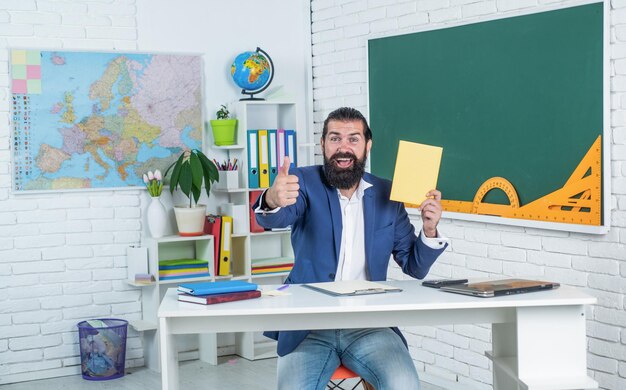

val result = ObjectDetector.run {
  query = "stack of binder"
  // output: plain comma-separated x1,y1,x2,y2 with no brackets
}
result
158,259,210,281
203,214,233,276
177,280,261,305
247,129,297,189
251,257,294,275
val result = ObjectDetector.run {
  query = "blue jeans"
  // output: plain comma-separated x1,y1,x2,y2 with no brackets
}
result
277,328,420,390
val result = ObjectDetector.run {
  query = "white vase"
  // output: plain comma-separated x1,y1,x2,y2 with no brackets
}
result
147,196,168,238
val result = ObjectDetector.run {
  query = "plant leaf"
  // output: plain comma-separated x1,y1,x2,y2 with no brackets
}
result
178,163,192,200
189,151,203,192
191,182,201,205
197,152,219,197
167,153,185,194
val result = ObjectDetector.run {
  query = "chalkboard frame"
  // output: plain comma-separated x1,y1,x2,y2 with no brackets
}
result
366,0,610,234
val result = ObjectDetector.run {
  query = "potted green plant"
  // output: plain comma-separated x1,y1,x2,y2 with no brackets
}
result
164,149,219,236
209,104,238,146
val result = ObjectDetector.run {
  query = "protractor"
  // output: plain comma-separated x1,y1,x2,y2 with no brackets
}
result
471,177,520,216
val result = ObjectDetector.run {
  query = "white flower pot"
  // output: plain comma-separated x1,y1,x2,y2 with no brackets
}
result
173,204,207,236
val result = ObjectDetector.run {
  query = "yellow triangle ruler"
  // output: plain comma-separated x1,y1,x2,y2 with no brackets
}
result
410,135,602,226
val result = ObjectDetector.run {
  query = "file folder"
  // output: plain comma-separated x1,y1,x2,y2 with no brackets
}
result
303,280,402,296
258,130,270,188
277,129,286,170
285,129,297,168
203,214,222,274
249,190,266,233
247,130,259,188
268,129,278,186
218,215,233,276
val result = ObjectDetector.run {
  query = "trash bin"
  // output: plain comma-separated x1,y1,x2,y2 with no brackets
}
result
77,318,128,380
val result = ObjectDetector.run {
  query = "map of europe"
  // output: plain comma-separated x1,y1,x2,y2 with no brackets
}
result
11,50,203,191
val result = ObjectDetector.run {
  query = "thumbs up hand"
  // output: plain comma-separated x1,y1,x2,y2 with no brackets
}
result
265,156,300,209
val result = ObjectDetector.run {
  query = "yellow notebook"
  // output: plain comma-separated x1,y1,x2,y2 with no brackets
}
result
390,140,443,207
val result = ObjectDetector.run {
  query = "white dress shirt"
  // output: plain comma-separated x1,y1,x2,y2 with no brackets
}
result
334,178,448,281
255,179,449,281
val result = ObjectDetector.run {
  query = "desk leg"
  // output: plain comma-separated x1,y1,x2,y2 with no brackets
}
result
516,305,593,387
490,305,597,390
159,317,179,390
491,322,520,390
199,333,218,365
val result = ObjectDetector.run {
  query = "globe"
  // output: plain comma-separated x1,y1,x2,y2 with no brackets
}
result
230,48,274,100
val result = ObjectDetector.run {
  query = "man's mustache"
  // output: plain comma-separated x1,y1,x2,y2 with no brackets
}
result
330,152,356,162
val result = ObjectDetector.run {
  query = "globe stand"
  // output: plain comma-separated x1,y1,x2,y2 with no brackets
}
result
238,47,274,101
239,91,265,101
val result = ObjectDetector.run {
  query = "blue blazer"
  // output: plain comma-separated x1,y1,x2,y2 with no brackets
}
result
254,166,447,356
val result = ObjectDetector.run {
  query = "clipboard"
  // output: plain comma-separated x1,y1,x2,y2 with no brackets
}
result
303,280,402,296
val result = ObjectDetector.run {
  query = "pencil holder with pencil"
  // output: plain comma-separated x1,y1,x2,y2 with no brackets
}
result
213,159,239,190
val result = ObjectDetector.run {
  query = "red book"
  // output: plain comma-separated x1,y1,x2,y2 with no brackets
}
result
177,289,261,305
249,190,266,233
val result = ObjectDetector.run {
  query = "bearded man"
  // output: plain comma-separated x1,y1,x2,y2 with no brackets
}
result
254,107,448,390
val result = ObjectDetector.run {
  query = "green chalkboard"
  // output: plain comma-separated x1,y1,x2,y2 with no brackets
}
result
368,2,604,226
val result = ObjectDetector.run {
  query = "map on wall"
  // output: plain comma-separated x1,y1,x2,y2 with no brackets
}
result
10,49,203,192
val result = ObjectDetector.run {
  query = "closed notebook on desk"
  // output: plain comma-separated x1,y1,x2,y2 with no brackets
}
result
440,278,559,298
303,280,402,296
178,280,257,296
178,289,261,305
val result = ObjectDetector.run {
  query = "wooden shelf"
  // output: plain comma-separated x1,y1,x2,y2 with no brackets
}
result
210,144,245,150
212,188,249,194
126,280,155,287
252,340,278,360
157,275,212,285
129,320,157,332
250,230,291,237
485,351,598,390
252,272,290,279
153,234,212,243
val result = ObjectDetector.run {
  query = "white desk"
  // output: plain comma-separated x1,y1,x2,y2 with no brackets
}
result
158,281,598,390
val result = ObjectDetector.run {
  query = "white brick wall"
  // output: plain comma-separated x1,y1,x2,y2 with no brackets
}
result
0,0,142,385
311,0,626,389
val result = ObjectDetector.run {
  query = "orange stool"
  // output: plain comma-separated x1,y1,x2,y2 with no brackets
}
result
327,365,368,390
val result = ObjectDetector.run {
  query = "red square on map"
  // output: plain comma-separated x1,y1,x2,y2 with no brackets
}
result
26,65,41,79
12,80,27,94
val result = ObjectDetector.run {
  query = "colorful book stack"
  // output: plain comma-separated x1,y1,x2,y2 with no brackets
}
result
159,259,210,281
251,256,294,275
177,280,261,305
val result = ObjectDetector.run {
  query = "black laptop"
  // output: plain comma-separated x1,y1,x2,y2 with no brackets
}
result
440,278,560,298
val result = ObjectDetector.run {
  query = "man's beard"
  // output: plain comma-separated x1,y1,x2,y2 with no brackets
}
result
323,151,366,190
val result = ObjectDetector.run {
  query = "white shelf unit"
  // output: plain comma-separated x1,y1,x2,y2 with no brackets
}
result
206,101,302,361
132,101,309,370
131,234,214,371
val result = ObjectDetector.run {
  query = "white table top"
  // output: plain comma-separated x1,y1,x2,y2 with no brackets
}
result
158,280,596,318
